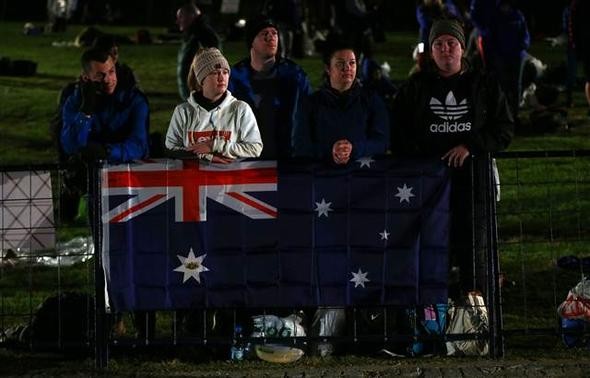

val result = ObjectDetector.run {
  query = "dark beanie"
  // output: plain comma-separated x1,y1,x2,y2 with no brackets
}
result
428,19,465,49
245,15,278,50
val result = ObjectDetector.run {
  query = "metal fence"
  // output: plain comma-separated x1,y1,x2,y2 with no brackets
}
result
0,163,95,352
494,151,590,350
1,152,588,367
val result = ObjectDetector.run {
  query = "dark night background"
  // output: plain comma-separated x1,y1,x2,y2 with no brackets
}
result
0,0,567,36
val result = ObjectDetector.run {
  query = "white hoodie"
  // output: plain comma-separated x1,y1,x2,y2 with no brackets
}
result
165,90,263,161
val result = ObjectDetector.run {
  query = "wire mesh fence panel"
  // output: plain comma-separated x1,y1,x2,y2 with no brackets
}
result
495,151,590,351
1,164,94,351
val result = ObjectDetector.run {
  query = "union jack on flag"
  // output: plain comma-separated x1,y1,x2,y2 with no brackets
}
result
102,159,277,223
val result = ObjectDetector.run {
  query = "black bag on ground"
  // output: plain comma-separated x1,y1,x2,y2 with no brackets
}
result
10,60,37,76
23,292,94,348
0,57,37,76
529,107,568,133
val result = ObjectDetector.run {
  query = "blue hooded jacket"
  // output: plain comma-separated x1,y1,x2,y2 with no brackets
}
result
293,81,389,161
470,0,530,63
61,85,149,163
228,57,311,160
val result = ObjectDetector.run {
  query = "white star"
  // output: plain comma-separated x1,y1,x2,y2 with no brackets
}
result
356,156,375,168
379,230,390,240
395,183,415,203
314,198,333,217
174,248,209,283
350,268,370,288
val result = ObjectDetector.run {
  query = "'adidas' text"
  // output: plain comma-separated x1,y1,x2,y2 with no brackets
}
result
429,121,472,133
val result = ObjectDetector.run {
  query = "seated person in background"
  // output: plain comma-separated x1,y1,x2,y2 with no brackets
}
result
293,39,389,164
61,47,149,163
165,48,262,163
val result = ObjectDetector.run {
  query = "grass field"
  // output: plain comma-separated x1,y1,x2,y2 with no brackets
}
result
2,21,590,374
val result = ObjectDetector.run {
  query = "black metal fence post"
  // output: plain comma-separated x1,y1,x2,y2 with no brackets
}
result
474,154,504,358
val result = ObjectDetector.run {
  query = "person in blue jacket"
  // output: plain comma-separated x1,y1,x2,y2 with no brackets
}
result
60,47,152,341
470,0,530,118
416,0,463,46
228,15,312,160
293,39,389,164
61,47,149,163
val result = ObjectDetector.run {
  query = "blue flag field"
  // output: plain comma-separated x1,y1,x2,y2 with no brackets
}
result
100,158,450,312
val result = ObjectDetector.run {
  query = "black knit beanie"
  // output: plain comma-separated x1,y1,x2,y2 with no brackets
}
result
245,15,278,50
428,19,465,49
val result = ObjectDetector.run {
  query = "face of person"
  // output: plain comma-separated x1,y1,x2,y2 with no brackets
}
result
201,68,229,101
327,49,357,92
84,56,117,95
251,27,279,59
176,9,195,32
431,35,463,77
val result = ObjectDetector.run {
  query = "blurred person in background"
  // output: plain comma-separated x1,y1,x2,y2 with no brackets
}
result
176,3,221,100
470,0,530,122
46,0,77,32
569,0,590,115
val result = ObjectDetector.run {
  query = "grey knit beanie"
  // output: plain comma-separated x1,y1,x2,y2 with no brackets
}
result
191,48,230,85
428,19,465,49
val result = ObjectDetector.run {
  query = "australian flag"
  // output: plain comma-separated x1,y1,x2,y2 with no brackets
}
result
101,158,450,312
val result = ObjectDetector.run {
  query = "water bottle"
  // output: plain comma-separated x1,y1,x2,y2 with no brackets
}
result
230,325,245,361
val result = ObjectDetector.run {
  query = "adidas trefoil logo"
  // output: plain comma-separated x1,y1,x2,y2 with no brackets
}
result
429,91,471,133
429,91,468,121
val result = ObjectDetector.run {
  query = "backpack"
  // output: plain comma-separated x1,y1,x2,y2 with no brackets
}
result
22,292,94,348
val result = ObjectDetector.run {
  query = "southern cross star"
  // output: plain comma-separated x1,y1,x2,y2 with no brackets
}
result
314,198,333,217
395,183,415,203
174,248,209,283
356,156,375,168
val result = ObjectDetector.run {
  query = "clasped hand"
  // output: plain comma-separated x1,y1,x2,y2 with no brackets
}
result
332,139,352,165
186,140,233,164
